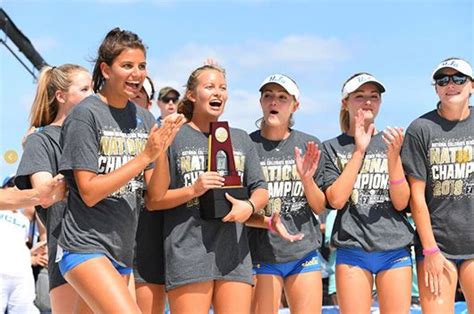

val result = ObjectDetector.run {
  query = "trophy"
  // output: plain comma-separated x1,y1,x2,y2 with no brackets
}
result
199,121,249,219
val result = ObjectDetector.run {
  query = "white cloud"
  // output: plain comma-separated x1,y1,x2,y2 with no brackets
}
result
145,35,349,135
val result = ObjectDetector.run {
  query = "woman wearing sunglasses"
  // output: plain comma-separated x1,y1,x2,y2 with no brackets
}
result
402,57,474,313
322,73,415,313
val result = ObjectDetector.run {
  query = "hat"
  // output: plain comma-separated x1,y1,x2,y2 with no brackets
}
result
259,74,300,100
158,87,180,101
341,73,386,99
1,174,15,189
432,58,473,82
142,77,155,101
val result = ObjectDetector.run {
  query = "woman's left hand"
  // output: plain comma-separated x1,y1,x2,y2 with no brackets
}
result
382,126,404,158
222,193,253,223
295,141,320,182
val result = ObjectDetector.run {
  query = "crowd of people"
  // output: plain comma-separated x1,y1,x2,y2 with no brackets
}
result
1,27,472,314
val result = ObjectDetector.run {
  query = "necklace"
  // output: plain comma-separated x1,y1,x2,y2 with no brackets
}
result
264,131,292,152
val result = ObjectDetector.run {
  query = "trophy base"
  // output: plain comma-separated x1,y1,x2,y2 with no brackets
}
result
199,186,249,219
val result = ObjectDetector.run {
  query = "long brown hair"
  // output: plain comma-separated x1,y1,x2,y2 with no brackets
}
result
30,64,88,127
177,64,226,121
91,28,146,93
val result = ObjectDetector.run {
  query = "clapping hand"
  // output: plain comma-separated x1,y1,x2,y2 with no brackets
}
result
295,141,320,183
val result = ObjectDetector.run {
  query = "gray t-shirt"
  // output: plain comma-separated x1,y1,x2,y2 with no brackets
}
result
402,107,474,259
322,132,414,252
248,129,323,263
163,124,267,290
15,125,67,290
58,95,156,267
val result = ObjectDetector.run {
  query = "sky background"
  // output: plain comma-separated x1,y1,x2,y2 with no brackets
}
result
1,0,473,179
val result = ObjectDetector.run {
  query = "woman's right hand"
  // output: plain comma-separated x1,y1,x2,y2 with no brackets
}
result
423,251,456,296
271,212,304,242
191,171,225,197
143,114,186,162
354,108,374,154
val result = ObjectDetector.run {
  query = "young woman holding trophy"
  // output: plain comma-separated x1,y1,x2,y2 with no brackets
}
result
146,64,269,313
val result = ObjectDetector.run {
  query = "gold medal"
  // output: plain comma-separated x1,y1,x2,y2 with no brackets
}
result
215,127,228,143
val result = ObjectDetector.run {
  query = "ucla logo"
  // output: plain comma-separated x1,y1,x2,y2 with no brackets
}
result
441,60,459,69
268,75,287,85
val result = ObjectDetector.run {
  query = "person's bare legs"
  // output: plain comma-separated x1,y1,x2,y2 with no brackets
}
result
50,283,78,313
167,281,213,314
375,266,411,314
252,275,284,314
459,259,474,313
284,271,322,314
417,260,457,313
336,264,373,314
64,256,139,313
213,280,252,314
136,283,166,314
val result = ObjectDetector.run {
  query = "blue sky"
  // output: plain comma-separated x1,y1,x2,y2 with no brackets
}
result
1,0,473,179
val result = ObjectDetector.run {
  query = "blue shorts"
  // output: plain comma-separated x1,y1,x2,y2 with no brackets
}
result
253,250,321,278
58,250,132,276
415,250,469,268
336,247,412,274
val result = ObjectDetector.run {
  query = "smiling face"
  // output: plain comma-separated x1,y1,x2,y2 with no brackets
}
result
435,68,473,106
187,69,228,121
100,48,147,102
343,82,381,125
260,83,298,128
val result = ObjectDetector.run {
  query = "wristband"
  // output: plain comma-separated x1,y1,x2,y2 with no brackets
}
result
389,177,406,185
422,247,440,256
268,215,276,233
245,199,256,214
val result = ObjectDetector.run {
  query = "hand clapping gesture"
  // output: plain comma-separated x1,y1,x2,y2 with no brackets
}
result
354,108,375,154
382,126,404,159
295,141,320,183
143,113,186,161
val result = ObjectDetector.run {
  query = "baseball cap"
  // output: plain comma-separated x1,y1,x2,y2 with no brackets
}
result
142,76,155,101
432,58,473,81
341,73,386,99
158,87,180,101
259,74,300,100
2,174,16,188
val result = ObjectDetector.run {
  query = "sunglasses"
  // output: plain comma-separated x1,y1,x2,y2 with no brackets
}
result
161,96,179,103
434,74,469,87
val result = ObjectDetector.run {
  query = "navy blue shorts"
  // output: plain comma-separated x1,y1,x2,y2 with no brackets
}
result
415,249,470,268
336,247,412,274
253,250,321,278
58,250,132,276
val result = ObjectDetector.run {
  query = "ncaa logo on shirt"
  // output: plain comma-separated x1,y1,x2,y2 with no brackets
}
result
136,117,143,126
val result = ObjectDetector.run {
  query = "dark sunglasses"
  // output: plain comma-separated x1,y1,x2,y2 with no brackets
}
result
161,96,179,103
434,74,470,87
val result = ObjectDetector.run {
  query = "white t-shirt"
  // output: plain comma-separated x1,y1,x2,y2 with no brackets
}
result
0,210,31,276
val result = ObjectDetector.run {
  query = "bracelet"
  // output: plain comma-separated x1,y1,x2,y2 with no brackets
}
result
422,247,440,256
245,199,256,214
268,214,276,233
389,177,406,185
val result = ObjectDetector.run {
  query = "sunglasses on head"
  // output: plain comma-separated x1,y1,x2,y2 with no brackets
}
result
161,96,179,103
434,74,470,87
